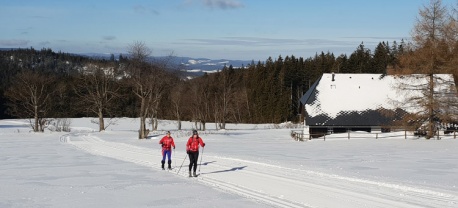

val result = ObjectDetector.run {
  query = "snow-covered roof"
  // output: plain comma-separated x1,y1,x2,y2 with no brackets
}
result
302,73,456,127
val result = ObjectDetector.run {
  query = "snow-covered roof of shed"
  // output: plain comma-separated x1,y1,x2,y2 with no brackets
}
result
304,73,455,119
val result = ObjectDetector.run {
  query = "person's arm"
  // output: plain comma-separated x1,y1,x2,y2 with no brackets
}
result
186,138,190,153
199,138,205,147
159,137,163,145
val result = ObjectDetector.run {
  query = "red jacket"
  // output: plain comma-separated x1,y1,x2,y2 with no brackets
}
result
159,136,175,150
186,136,205,152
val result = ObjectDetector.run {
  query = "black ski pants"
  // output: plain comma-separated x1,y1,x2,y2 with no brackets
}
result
188,151,199,172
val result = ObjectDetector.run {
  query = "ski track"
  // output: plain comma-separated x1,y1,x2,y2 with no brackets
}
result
62,133,458,208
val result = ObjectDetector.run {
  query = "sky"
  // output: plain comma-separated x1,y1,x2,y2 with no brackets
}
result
1,118,457,207
1,0,457,60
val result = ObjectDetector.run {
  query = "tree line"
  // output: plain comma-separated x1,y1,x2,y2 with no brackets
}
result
1,0,457,139
0,41,406,135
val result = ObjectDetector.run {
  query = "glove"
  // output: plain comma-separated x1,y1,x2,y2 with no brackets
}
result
202,143,205,147
161,144,164,147
173,146,175,149
186,150,190,154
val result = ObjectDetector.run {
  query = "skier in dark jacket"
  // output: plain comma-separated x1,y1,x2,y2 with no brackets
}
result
159,131,175,170
186,130,205,177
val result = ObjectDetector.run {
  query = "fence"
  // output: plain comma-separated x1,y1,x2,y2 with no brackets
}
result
290,130,457,141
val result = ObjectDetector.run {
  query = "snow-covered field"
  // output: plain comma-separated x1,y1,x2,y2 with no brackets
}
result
1,118,457,208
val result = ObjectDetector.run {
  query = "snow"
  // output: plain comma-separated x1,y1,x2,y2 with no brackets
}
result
185,69,202,73
185,69,219,74
187,59,211,65
306,73,456,118
1,118,458,208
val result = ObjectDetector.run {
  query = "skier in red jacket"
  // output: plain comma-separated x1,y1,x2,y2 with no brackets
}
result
186,130,205,177
159,131,175,170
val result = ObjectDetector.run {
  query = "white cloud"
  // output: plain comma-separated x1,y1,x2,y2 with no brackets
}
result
203,0,244,9
133,5,160,15
182,0,244,10
103,36,116,41
0,39,29,47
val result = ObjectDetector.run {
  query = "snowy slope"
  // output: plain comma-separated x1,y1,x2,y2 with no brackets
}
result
1,118,457,208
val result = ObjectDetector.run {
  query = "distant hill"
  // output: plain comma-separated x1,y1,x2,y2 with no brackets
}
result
78,53,254,77
0,48,254,78
171,56,253,77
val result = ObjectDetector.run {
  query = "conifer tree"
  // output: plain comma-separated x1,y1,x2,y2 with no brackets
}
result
347,42,372,73
372,42,390,74
397,0,457,138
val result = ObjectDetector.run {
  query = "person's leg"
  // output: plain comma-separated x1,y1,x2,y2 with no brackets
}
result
166,150,172,169
188,152,194,173
161,149,166,169
189,152,198,176
192,152,199,175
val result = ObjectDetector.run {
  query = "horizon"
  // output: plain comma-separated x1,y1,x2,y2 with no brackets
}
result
2,0,457,60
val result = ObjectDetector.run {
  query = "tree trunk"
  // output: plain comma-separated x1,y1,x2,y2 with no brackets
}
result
140,116,146,139
221,122,226,130
139,98,147,139
98,109,105,132
34,105,39,132
150,115,156,130
154,115,158,130
38,118,45,132
427,74,435,139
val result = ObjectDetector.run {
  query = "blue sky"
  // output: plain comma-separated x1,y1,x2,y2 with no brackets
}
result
1,0,456,60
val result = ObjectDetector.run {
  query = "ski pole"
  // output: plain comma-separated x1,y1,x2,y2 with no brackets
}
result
173,148,176,167
177,153,187,175
198,147,204,173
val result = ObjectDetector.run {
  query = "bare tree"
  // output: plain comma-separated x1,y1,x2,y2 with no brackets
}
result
187,76,210,130
231,90,248,123
214,66,237,129
73,63,121,131
148,70,167,131
5,70,56,132
170,82,186,130
128,41,152,64
200,75,214,130
148,58,176,131
189,78,202,130
126,41,154,139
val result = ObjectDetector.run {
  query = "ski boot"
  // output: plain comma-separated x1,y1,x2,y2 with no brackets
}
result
161,161,165,170
168,160,172,170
